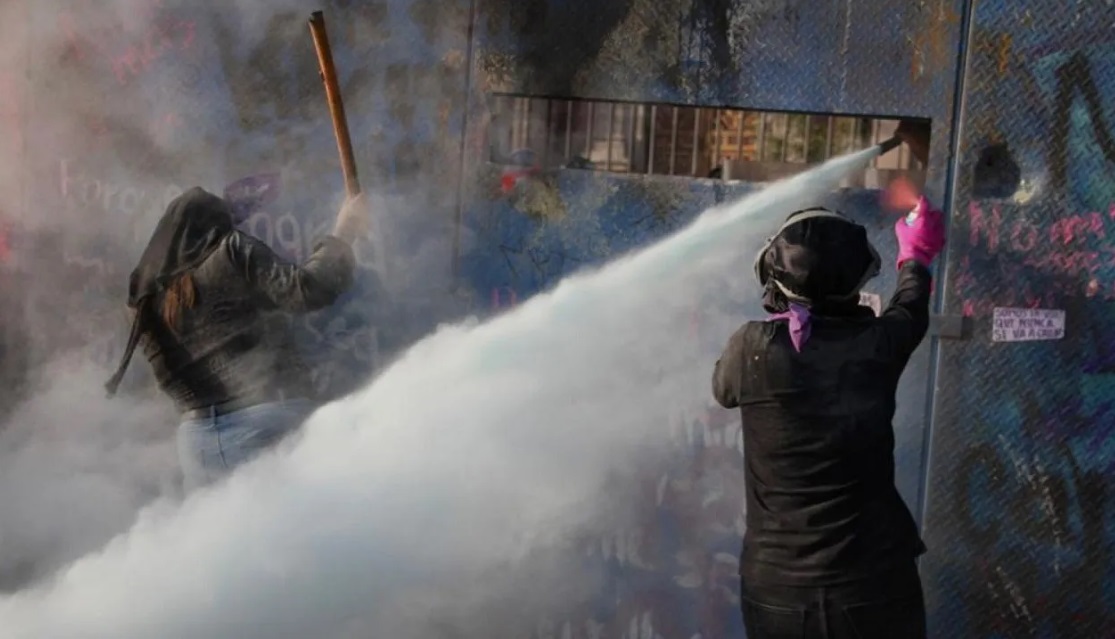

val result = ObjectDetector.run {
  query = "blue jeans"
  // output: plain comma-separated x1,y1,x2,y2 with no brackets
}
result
177,398,315,489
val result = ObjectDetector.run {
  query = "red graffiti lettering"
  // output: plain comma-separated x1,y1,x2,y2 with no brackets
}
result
968,201,1001,251
975,298,994,317
1049,212,1106,244
1010,219,1039,252
110,20,197,86
1032,250,1097,277
176,20,197,49
57,4,196,87
956,200,1115,311
970,202,1115,254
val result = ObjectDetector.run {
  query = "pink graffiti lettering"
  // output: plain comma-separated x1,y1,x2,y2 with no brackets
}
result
968,201,1002,251
1049,211,1106,245
970,202,1115,254
109,20,197,86
57,2,197,87
956,200,1115,312
1010,218,1039,252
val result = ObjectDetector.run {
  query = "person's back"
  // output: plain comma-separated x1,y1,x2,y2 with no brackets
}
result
141,229,351,412
713,197,945,639
721,282,927,586
107,187,365,489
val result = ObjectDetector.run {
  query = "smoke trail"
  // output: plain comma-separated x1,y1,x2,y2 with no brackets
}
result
0,147,880,638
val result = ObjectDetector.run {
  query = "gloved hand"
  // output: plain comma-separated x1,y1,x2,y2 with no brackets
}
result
332,192,369,243
894,195,945,268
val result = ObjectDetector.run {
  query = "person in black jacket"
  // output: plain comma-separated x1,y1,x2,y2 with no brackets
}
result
105,187,365,489
712,193,946,638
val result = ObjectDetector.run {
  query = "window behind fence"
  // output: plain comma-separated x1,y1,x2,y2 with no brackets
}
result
488,95,921,183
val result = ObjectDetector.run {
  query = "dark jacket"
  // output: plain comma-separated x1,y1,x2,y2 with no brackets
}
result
712,262,931,586
140,231,354,412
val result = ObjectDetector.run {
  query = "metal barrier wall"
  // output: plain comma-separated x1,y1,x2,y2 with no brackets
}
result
463,0,1115,636
3,0,1113,636
923,2,1115,636
461,2,965,634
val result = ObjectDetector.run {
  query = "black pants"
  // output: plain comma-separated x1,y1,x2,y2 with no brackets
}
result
740,562,926,639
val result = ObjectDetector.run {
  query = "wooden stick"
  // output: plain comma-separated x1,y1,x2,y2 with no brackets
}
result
309,10,361,196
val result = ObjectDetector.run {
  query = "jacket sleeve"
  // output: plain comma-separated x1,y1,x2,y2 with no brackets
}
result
877,261,933,362
226,231,356,313
712,325,748,409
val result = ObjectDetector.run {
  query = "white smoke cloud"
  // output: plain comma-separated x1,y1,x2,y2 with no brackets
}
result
0,362,179,591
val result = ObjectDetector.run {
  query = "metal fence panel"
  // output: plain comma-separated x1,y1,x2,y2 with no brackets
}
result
464,1,971,637
14,0,1115,635
925,0,1115,636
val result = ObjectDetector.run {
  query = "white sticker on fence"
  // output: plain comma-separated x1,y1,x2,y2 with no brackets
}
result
859,292,882,317
992,307,1066,342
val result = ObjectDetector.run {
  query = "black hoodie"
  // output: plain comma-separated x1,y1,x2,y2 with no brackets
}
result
714,210,930,586
107,187,355,410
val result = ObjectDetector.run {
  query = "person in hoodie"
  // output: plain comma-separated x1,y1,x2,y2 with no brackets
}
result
105,187,366,489
711,190,946,638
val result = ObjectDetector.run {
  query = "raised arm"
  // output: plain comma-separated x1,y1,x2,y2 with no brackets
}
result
227,230,355,313
877,193,946,361
877,261,933,360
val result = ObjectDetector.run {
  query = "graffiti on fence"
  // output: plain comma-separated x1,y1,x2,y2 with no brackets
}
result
1048,52,1115,200
59,159,182,224
953,428,1113,635
58,0,197,86
952,201,1115,315
926,14,1115,636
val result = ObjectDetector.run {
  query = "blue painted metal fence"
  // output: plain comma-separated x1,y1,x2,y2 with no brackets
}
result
5,0,1113,635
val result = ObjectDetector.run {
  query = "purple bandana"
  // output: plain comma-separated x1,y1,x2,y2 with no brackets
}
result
767,303,812,352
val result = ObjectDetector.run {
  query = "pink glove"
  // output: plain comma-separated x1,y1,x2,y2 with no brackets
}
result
895,196,946,268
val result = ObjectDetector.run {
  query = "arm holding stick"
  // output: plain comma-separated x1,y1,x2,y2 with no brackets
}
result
332,193,368,243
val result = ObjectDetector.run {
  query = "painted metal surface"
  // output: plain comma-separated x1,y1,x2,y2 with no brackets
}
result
3,0,1113,636
461,2,966,632
469,0,965,196
923,1,1115,637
